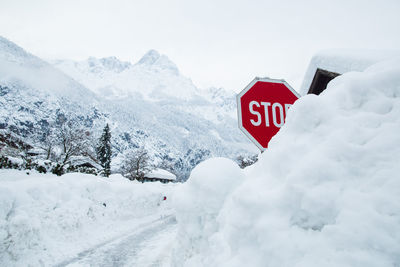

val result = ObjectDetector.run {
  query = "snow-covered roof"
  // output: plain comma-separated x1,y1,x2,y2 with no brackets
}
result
68,156,101,169
27,148,43,154
145,168,176,181
300,49,400,95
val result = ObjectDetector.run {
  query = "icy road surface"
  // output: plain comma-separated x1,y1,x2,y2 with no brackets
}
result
56,215,177,267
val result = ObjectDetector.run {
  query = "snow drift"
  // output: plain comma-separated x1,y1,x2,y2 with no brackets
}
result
0,170,175,266
172,58,400,266
172,158,245,266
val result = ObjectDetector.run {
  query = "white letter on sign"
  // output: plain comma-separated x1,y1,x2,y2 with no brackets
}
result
272,103,284,127
261,102,271,126
249,101,261,126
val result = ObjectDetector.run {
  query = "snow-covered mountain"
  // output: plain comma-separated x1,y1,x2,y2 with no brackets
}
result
0,36,255,180
52,50,198,101
0,36,104,148
0,36,97,104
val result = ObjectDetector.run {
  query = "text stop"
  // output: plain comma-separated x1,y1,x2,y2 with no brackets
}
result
249,101,292,127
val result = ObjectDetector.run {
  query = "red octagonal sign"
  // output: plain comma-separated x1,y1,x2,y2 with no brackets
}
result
237,77,300,151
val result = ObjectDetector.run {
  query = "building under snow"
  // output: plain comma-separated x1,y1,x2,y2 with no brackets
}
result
140,168,177,183
300,49,400,96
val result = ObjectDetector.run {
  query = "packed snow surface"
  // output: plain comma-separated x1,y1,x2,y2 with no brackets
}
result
173,59,400,266
0,170,176,266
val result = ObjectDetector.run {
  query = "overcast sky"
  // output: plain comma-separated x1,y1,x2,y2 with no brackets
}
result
1,0,399,92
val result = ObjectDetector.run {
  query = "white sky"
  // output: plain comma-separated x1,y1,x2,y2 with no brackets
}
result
1,0,399,92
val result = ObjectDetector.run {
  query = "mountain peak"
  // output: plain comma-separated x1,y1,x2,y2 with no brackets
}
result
86,56,131,73
137,49,161,65
136,49,179,74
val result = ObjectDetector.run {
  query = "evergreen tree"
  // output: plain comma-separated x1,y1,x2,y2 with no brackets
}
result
96,124,112,177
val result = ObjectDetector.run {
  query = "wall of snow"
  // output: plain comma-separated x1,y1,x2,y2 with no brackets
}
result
0,170,175,266
171,158,244,266
172,59,400,266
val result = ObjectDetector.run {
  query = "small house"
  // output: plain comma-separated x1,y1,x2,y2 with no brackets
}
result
141,168,176,183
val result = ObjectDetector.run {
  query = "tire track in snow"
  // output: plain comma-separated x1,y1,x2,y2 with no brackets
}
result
55,215,177,267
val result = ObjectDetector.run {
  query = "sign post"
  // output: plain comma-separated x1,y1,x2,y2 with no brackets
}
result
237,77,300,151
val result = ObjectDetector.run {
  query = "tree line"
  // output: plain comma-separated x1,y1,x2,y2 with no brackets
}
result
1,120,258,180
0,121,156,180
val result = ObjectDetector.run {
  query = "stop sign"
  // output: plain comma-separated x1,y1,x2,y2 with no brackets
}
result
237,77,300,151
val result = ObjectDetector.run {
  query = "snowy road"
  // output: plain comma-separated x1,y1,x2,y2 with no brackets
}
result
55,215,177,267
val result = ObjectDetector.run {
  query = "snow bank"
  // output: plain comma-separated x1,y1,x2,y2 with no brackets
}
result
172,59,400,266
172,158,244,266
0,170,175,266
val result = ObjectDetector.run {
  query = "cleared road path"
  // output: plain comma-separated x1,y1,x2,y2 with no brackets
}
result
56,215,177,267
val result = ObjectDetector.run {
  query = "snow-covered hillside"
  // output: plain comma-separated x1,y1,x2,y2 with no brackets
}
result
0,36,255,180
0,36,106,156
172,58,400,266
0,36,97,103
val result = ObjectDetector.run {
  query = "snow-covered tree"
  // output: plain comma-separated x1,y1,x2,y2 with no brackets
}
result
122,147,152,181
36,128,57,160
59,122,90,164
96,124,112,177
47,120,92,175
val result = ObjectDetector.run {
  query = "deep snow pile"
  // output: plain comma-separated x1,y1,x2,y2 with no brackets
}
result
0,170,175,266
172,158,245,266
172,59,400,266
